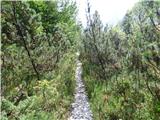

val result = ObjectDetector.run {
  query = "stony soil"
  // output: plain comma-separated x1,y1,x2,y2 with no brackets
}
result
69,60,93,120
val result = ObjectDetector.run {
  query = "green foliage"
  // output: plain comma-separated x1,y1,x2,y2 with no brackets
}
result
2,0,160,119
81,0,160,120
1,51,76,120
83,73,158,120
1,0,79,119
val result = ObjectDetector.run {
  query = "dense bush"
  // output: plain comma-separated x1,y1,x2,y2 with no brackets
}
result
1,1,78,119
81,1,160,119
1,0,160,120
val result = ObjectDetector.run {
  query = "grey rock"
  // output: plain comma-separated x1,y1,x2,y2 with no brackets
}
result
69,59,93,120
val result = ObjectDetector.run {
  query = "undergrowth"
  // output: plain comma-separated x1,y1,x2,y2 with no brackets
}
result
1,51,76,120
83,66,160,120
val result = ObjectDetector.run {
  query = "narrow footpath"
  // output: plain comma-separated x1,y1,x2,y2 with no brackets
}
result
69,55,93,120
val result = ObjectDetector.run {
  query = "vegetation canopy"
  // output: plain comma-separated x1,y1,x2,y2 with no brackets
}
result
1,0,160,120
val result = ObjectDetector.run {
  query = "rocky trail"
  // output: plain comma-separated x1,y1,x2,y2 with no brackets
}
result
69,55,93,120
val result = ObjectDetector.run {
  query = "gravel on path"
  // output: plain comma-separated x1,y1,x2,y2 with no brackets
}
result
69,59,93,120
